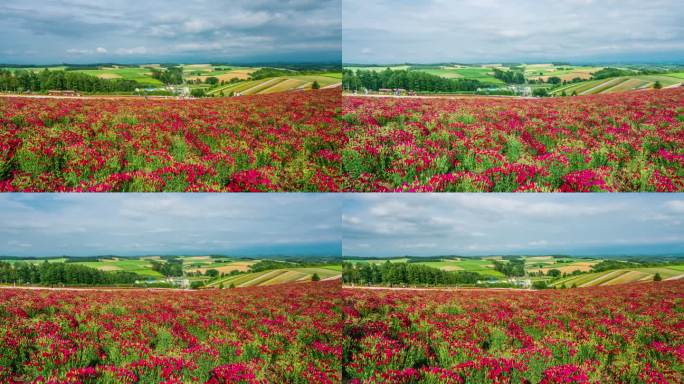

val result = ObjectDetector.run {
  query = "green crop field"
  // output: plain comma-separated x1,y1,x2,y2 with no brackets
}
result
205,267,341,288
71,258,164,278
71,67,164,86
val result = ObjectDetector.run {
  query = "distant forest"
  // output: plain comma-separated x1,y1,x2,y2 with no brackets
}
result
0,69,142,93
0,261,140,286
342,261,483,286
343,68,483,92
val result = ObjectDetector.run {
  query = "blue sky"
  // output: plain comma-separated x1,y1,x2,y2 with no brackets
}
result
343,0,684,64
0,194,341,257
343,194,684,257
0,0,341,64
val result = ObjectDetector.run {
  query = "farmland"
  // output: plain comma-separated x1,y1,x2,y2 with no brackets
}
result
551,73,684,95
343,63,683,96
341,88,684,192
343,256,684,289
343,281,683,383
0,88,342,192
550,266,684,288
1,64,342,96
346,258,506,278
0,280,341,383
207,74,341,96
1,64,259,88
0,256,343,289
206,266,342,288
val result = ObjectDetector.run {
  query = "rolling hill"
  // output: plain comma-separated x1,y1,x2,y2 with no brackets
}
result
207,74,341,96
551,73,684,95
205,266,341,288
550,266,684,287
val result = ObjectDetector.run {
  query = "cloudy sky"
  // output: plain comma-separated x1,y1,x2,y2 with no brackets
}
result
0,0,341,64
343,194,684,257
343,0,684,64
0,194,341,257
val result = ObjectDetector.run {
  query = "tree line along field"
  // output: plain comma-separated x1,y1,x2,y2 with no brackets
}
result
343,63,683,95
0,256,343,289
0,64,342,97
343,256,684,289
341,88,684,192
0,280,342,383
2,64,258,87
342,281,683,383
0,88,341,192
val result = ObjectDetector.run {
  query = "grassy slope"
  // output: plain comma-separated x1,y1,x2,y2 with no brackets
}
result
550,266,684,287
551,73,684,95
71,259,164,278
207,74,340,96
206,267,341,288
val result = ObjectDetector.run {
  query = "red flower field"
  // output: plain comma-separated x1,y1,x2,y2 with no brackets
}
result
343,281,684,383
342,89,684,192
0,89,341,192
0,281,341,383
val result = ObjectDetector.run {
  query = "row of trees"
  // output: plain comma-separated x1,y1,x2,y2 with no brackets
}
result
343,69,483,92
492,68,526,84
342,261,483,286
0,69,141,93
0,261,140,285
150,259,183,277
492,259,526,277
150,66,183,84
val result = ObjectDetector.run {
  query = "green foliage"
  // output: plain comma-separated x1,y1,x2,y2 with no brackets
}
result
343,68,484,92
532,87,549,97
150,259,183,277
342,261,484,286
312,80,320,90
311,273,321,281
653,81,662,89
190,88,206,97
532,280,548,289
0,261,141,285
654,273,662,281
547,269,562,277
492,68,526,84
547,76,562,85
492,259,525,277
150,66,183,84
591,67,637,80
0,68,142,93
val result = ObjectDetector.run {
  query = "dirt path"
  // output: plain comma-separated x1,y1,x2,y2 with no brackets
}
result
239,78,280,95
0,94,181,100
579,78,621,95
0,285,192,292
343,285,530,292
322,275,342,281
343,93,535,100
665,273,684,281
322,82,342,89
579,270,621,287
